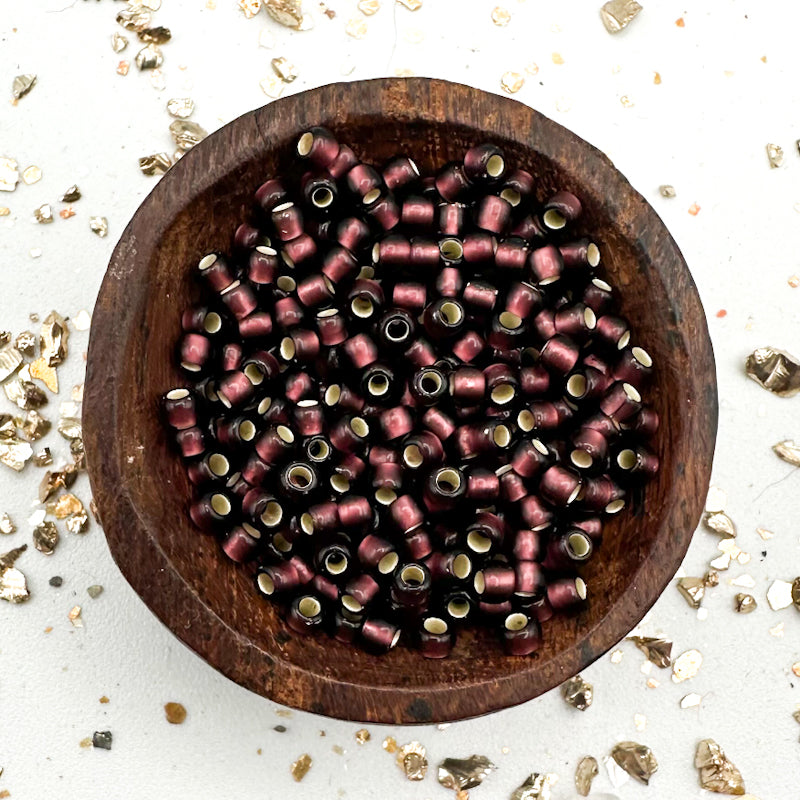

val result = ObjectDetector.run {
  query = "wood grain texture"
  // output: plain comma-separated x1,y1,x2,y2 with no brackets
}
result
83,78,717,724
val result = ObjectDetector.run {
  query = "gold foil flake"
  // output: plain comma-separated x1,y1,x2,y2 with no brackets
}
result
746,347,800,397
89,216,108,237
138,26,171,44
766,143,784,168
769,621,785,637
703,511,736,537
358,0,380,14
239,0,262,17
491,6,511,25
47,494,84,519
79,737,93,748
672,649,702,682
610,741,657,785
33,521,59,555
149,69,166,91
0,344,23,381
66,511,89,535
501,71,525,93
525,62,540,75
39,469,74,503
396,741,427,781
111,32,129,52
437,755,495,791
0,157,20,192
40,310,70,368
170,120,208,151
271,57,297,82
574,756,598,797
731,574,756,589
57,417,82,440
30,358,59,393
619,94,634,107
290,753,312,782
382,736,397,753
346,17,368,37
792,577,800,609
659,184,676,197
69,604,83,627
789,274,800,288
695,739,745,795
0,544,30,603
510,772,557,800
15,331,35,357
0,514,15,535
628,635,672,667
0,414,14,439
264,0,304,29
5,377,47,410
135,43,163,71
139,153,172,176
773,440,800,467
396,0,421,9
87,584,103,599
600,0,642,33
561,675,593,710
355,728,370,744
610,648,623,663
167,97,194,119
165,701,187,724
19,410,51,441
22,165,42,185
33,447,53,467
117,7,152,31
792,662,800,677
704,569,720,587
677,577,705,608
259,77,285,98
60,185,81,203
734,593,756,613
34,203,54,224
653,70,662,84
766,579,794,610
12,74,37,101
117,60,131,76
681,692,702,708
0,439,33,471
0,207,9,215
551,52,565,64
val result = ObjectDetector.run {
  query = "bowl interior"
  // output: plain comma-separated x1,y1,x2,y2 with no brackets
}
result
85,79,715,723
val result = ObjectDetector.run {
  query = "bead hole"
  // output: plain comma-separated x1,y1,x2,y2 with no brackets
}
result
280,337,296,360
378,552,399,574
367,374,389,396
420,372,443,394
617,449,637,470
517,410,534,432
453,553,471,579
203,312,222,334
166,388,190,400
298,596,321,618
447,599,470,618
439,238,464,262
571,449,594,469
351,296,374,318
276,275,296,292
576,577,588,599
243,364,265,385
330,473,349,493
632,346,652,368
363,188,381,206
500,187,521,206
300,513,314,534
208,453,229,476
505,612,528,631
606,498,626,514
257,573,275,595
324,385,341,406
499,311,522,329
261,501,282,528
342,595,362,613
312,186,334,208
350,417,369,438
491,384,515,405
467,531,492,553
486,154,505,177
473,571,486,594
401,565,425,586
403,445,423,468
325,553,348,575
424,617,448,635
287,465,312,488
308,439,330,461
198,253,217,270
435,468,462,494
566,374,587,398
277,425,294,444
239,420,256,441
493,425,511,447
543,209,566,230
440,300,464,325
242,522,261,539
297,132,313,156
273,533,292,553
587,243,601,267
375,487,397,505
623,382,641,402
386,318,410,342
567,531,592,558
210,494,231,516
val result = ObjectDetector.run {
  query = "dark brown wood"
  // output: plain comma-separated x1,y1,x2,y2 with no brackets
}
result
83,78,717,724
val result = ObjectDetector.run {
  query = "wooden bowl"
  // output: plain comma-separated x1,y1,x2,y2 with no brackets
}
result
84,78,717,724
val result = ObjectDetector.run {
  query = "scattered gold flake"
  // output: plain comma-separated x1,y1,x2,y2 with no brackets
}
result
510,772,558,800
491,6,511,26
620,94,634,107
79,737,93,748
117,6,152,31
170,120,208,151
746,347,800,397
19,410,51,441
264,0,304,29
703,511,736,537
100,696,110,704
396,0,422,9
766,579,794,610
0,157,19,192
34,203,54,224
704,570,720,588
68,604,83,627
501,71,525,93
731,574,756,589
0,544,30,603
561,675,593,710
73,310,91,332
437,755,495,791
271,56,297,82
680,693,702,708
705,486,727,513
766,143,784,168
60,185,81,203
646,677,659,688
111,32,129,52
33,448,53,467
240,0,262,17
675,16,685,26
355,728,370,744
611,741,658,785
167,97,194,119
0,440,33,472
332,744,344,755
600,0,642,33
734,593,757,614
346,17,368,37
291,753,312,782
653,71,662,84
397,741,427,781
117,60,130,76
525,62,539,75
59,207,75,220
688,202,701,216
695,739,746,795
0,344,23,381
260,77,285,98
574,756,598,797
12,74,37,101
135,44,163,71
139,153,172,176
551,52,564,64
33,521,59,555
22,165,42,185
792,578,800,610
634,713,647,731
164,702,187,724
677,577,705,608
89,216,108,237
40,312,69,367
672,649,702,682
5,375,47,410
610,648,623,663
628,636,672,667
66,512,89,535
382,736,397,753
358,0,380,14
30,358,58,393
791,662,800,678
138,25,171,44
0,207,9,216
149,69,166,91
769,621,785,637
47,494,84,520
773,440,800,467
0,513,15,535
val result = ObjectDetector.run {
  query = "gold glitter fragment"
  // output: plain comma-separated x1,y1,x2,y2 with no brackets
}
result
47,494,84,519
501,71,524,93
791,662,800,677
30,358,59,393
610,648,623,663
0,157,20,192
695,739,745,795
167,97,195,119
600,0,642,33
22,165,42,185
331,744,344,755
611,741,657,785
628,635,672,667
259,77,285,98
117,6,152,31
491,6,511,26
264,0,304,29
290,753,312,782
703,511,736,537
89,216,108,237
271,57,297,82
149,69,166,90
773,440,800,467
788,274,800,288
57,416,82,440
745,347,800,397
19,410,51,441
139,153,172,176
703,569,720,587
240,0,262,17
87,584,103,599
164,702,187,724
0,439,33,471
705,485,727,513
0,545,29,603
66,511,90,535
510,772,558,800
653,71,662,84
552,52,564,64
677,577,705,608
117,60,130,76
766,143,784,168
73,311,91,332
0,344,23,381
358,0,380,14
382,736,397,753
0,513,15,535
769,621,785,637
561,675,593,710
396,741,427,781
688,202,701,215
620,94,634,107
79,737,93,748
111,32,129,52
33,521,59,555
574,756,597,796
60,185,81,203
680,692,702,708
0,207,9,216
135,44,163,71
138,26,171,44
672,649,702,682
12,74,37,101
766,579,794,610
170,120,208,151
731,574,756,588
0,414,14,439
437,755,495,791
39,469,73,503
346,17,368,37
68,604,83,627
734,593,756,613
396,0,421,9
59,207,75,221
34,203,54,224
355,728,370,744
525,62,539,75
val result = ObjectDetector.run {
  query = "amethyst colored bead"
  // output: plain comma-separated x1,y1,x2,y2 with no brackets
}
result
502,613,541,656
322,245,359,284
326,144,358,180
342,333,378,368
297,126,340,169
197,252,235,293
418,617,454,659
476,194,512,234
542,190,582,229
421,407,456,441
286,595,325,636
463,143,506,182
390,495,425,534
435,162,472,202
383,155,420,191
529,244,564,285
336,216,370,252
163,388,197,430
346,163,384,205
393,281,427,312
462,232,496,263
255,178,288,214
379,406,414,440
547,577,587,610
559,238,601,270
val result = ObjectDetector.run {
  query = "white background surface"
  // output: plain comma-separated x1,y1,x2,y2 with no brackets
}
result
1,1,799,797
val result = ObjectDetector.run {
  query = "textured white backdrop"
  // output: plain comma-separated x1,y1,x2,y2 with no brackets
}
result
1,0,799,797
